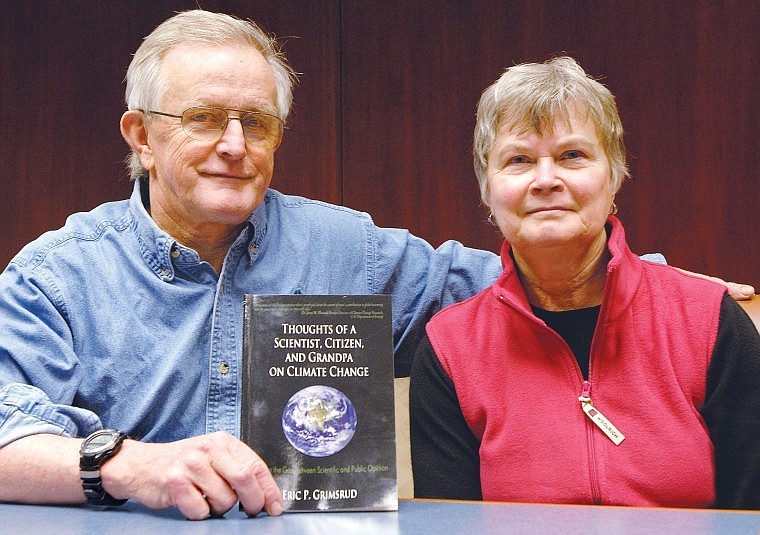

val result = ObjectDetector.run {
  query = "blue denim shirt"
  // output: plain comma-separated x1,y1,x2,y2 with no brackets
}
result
0,180,507,445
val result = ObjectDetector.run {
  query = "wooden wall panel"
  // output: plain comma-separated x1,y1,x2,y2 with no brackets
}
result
1,1,133,265
0,0,341,265
341,0,759,286
341,1,505,255
600,1,760,286
2,1,758,286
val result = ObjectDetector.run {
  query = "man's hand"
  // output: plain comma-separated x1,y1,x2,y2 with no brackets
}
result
102,431,283,520
675,268,755,301
722,281,755,301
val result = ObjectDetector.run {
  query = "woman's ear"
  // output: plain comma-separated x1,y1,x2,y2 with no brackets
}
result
120,110,154,171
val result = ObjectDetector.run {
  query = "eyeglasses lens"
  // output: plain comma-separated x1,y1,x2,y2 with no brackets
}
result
180,107,282,147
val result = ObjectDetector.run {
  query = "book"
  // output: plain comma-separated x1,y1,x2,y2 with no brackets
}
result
241,294,398,512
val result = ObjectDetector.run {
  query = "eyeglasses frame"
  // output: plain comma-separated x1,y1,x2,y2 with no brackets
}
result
142,106,285,147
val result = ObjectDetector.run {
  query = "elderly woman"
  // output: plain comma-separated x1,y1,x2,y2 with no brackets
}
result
410,57,760,509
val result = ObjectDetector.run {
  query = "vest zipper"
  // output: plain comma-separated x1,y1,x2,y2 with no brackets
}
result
580,263,624,504
580,381,603,504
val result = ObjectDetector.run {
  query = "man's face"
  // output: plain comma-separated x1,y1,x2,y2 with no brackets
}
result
140,45,279,241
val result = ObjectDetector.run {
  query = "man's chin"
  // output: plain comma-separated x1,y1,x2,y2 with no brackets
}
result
210,206,260,225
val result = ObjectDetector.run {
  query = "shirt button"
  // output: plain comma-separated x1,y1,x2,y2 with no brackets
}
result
249,245,257,254
218,363,230,375
171,248,180,259
161,267,170,277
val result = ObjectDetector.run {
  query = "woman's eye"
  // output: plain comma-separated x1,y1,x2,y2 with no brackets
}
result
562,150,583,160
507,155,529,164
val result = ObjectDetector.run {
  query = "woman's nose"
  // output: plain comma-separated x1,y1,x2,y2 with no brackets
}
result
531,158,563,192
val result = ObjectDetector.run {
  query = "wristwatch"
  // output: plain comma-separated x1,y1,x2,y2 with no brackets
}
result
79,429,128,506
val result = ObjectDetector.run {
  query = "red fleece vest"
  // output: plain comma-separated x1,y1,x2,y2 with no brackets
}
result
426,217,725,507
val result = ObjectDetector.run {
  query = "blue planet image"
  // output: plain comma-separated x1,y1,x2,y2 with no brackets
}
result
281,385,357,457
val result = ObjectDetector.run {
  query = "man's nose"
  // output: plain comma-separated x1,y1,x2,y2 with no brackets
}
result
216,117,247,156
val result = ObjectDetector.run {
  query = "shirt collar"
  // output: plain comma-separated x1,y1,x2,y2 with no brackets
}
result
129,178,264,279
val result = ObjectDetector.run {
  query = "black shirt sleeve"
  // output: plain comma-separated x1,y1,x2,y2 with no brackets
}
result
410,335,482,499
702,294,760,509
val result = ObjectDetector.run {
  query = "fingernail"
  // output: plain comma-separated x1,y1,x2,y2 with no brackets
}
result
269,502,283,516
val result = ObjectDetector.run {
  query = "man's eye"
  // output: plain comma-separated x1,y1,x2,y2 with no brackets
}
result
190,113,215,123
507,155,529,164
243,116,265,129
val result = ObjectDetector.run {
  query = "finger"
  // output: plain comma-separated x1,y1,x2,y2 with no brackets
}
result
207,441,283,517
200,472,239,517
200,491,229,519
168,479,213,521
236,464,283,517
250,460,283,517
165,447,237,519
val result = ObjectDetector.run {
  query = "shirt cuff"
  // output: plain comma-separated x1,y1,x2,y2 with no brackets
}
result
0,383,101,447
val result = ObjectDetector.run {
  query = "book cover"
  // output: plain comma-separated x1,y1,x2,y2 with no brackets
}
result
241,294,397,512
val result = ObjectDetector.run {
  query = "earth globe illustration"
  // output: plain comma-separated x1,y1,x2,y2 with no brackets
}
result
281,385,357,457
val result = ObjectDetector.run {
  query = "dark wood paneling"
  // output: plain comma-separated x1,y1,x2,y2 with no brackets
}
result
341,1,505,254
341,0,759,286
2,1,758,286
0,0,341,265
1,1,133,264
600,1,760,286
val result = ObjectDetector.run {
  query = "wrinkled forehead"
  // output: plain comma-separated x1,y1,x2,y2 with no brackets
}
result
159,44,278,110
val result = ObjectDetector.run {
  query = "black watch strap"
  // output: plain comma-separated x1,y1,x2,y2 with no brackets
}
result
79,430,128,507
81,472,128,506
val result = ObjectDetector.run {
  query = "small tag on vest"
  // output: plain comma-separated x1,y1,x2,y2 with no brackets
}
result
580,400,625,445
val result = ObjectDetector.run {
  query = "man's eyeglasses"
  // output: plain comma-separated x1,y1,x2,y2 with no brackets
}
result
145,106,284,148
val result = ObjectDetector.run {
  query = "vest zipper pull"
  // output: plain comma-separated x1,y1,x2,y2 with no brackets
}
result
578,381,625,445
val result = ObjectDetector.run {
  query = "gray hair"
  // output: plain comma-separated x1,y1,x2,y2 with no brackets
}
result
124,10,298,180
473,56,628,205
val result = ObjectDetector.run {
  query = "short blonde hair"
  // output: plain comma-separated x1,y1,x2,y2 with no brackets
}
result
473,56,628,204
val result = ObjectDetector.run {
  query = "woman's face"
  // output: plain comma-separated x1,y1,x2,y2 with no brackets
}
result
486,108,614,256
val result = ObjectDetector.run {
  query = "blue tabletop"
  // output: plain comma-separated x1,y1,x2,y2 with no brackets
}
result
2,499,758,534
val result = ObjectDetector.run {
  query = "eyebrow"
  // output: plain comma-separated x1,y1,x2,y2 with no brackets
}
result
493,134,598,156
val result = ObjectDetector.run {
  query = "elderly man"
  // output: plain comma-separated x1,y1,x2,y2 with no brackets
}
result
0,10,752,521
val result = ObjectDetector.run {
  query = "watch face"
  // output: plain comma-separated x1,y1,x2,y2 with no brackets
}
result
83,431,118,454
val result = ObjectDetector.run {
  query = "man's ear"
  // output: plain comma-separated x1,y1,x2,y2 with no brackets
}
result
120,110,154,171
